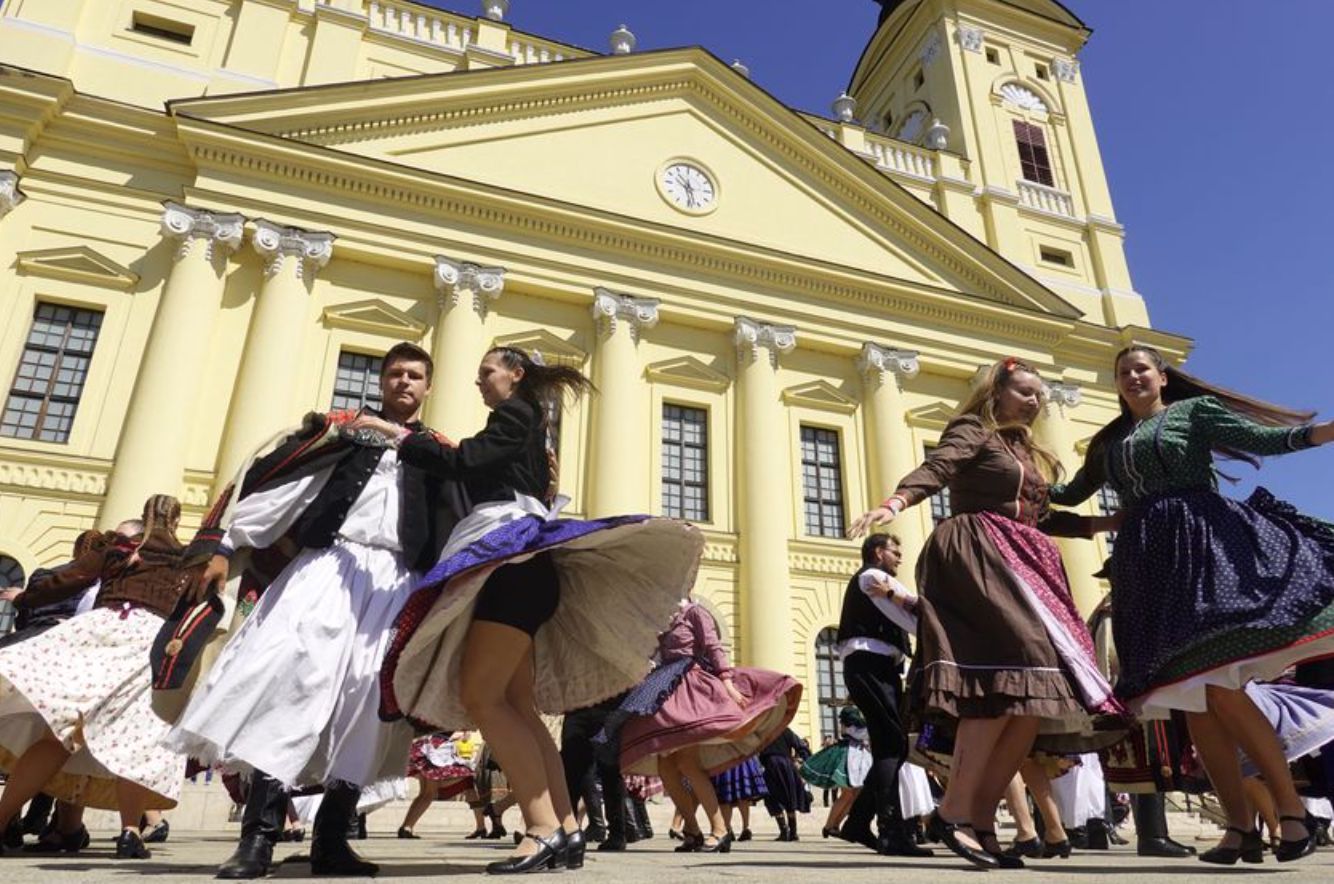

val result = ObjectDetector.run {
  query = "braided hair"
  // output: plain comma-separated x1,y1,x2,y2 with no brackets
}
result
128,495,182,565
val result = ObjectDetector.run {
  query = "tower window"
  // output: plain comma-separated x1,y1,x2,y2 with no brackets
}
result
1040,246,1075,268
130,12,195,46
1035,63,1050,81
913,69,925,91
986,47,1000,65
1013,120,1055,186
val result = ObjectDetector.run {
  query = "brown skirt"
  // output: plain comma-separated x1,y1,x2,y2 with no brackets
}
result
909,512,1095,750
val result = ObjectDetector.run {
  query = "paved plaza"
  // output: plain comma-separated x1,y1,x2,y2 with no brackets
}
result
4,827,1332,883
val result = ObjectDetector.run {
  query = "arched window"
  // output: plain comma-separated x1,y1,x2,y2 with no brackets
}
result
813,627,847,741
0,555,23,590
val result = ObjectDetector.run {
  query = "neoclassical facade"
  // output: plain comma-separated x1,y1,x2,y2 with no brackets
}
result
0,0,1189,740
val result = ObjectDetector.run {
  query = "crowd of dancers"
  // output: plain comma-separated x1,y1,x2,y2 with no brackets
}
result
0,340,1331,876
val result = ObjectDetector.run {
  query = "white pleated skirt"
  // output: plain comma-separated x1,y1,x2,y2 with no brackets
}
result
164,539,415,788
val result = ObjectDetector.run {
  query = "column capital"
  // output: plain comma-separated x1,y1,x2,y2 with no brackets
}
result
434,255,506,317
0,171,26,218
252,219,335,280
955,23,985,53
1044,381,1083,410
592,287,660,340
857,343,920,389
161,202,245,263
734,316,796,368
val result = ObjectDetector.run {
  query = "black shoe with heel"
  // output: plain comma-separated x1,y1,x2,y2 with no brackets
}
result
115,830,151,860
926,812,997,869
486,830,567,875
699,832,734,853
976,830,1024,869
673,831,704,853
1275,815,1316,863
1004,837,1041,859
1199,826,1263,865
561,829,586,869
1041,838,1072,859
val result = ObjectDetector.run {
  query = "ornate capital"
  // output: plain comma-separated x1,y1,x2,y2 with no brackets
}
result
160,202,244,263
592,287,660,340
434,256,506,317
955,24,985,53
1053,58,1080,83
920,28,943,67
252,220,334,280
734,316,796,368
857,343,920,390
0,171,26,218
1044,381,1082,410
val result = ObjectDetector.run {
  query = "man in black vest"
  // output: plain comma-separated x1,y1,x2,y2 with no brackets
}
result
838,533,931,857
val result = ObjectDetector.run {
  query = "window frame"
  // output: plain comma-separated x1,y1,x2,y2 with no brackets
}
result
328,349,385,413
799,424,847,539
660,401,710,522
813,626,847,742
1013,119,1056,187
1,302,105,444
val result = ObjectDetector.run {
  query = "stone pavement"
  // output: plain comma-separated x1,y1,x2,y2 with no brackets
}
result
3,829,1333,883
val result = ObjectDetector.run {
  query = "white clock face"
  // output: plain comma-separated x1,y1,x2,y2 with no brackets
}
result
660,163,716,212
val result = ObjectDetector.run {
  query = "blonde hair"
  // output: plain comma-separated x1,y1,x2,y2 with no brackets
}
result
956,358,1064,482
128,495,182,565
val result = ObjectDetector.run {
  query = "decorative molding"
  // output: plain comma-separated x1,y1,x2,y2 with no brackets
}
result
645,355,731,393
787,539,859,577
1053,58,1080,84
160,202,244,263
782,380,858,415
955,24,985,53
0,171,25,218
491,328,587,367
1044,381,1082,409
734,316,796,368
434,255,506,317
857,343,920,391
592,287,660,340
0,459,108,496
920,28,943,67
252,219,334,280
322,298,427,338
905,401,957,431
15,246,139,290
999,83,1048,113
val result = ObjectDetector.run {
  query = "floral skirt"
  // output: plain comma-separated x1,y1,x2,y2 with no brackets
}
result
0,607,185,810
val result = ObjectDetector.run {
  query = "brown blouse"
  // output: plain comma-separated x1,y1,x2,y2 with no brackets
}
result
893,415,1089,537
19,530,187,619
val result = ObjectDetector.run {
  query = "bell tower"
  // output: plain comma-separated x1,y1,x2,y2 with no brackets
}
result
852,0,1148,328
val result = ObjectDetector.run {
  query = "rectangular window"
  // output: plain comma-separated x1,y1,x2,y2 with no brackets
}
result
986,47,1001,65
131,12,195,46
330,351,383,412
800,425,845,538
1097,486,1122,555
1040,246,1075,268
1035,63,1050,81
661,404,709,522
1,303,103,443
1013,120,1056,187
814,627,847,741
925,444,953,527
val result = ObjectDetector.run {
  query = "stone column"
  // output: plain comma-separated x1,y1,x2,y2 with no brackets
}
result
213,219,334,488
857,343,926,580
425,256,506,438
1035,381,1106,615
0,171,24,219
585,288,659,517
734,316,797,672
100,204,244,526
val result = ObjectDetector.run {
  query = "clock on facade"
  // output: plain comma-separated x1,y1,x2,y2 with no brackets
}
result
657,161,718,214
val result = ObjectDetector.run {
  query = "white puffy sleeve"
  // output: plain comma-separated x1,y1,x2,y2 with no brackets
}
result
220,465,335,554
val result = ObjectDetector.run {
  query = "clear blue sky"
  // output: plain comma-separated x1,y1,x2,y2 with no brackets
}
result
426,1,1334,517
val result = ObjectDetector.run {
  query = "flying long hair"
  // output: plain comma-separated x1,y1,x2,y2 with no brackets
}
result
956,357,1064,482
1085,345,1313,476
484,347,595,426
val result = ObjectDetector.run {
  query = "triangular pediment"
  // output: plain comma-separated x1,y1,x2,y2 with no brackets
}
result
491,328,587,367
906,401,959,430
645,356,730,392
16,246,138,289
782,380,859,415
322,299,426,337
171,49,1080,320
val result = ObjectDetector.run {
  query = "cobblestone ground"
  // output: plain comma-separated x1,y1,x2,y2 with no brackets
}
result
3,830,1333,883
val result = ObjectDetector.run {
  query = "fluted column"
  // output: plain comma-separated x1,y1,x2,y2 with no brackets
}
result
0,171,24,219
100,204,244,525
735,317,797,672
214,220,334,488
857,343,925,581
1035,381,1105,615
425,256,506,437
585,288,659,516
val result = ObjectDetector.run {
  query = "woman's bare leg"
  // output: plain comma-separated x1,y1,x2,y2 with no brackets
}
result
657,754,700,835
1020,760,1068,843
401,778,436,833
1186,708,1252,848
114,780,155,833
937,717,1007,851
505,644,577,835
675,747,727,840
970,716,1040,839
0,737,69,829
1208,686,1309,842
1004,774,1037,842
1243,777,1278,842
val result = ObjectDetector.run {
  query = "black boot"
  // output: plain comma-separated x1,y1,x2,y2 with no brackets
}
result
599,765,627,849
311,783,378,877
1086,818,1111,850
1132,793,1196,858
774,815,790,842
633,796,653,839
786,812,799,842
582,773,607,843
217,772,288,879
20,794,55,836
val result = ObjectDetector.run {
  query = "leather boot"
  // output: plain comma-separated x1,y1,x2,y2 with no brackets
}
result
217,772,288,879
1086,818,1111,850
1132,793,1195,858
311,783,378,877
599,765,627,847
633,796,653,839
582,772,607,843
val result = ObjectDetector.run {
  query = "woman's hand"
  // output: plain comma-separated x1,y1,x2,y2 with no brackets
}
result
348,414,402,441
847,506,896,538
723,679,748,709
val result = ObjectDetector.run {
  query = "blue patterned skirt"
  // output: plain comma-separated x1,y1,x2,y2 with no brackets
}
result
1110,488,1334,717
711,756,769,804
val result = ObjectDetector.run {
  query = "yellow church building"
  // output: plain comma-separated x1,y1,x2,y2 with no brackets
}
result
0,0,1189,741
